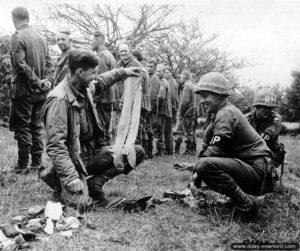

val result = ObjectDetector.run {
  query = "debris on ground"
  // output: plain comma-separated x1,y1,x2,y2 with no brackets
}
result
0,201,85,250
173,162,194,172
106,196,153,213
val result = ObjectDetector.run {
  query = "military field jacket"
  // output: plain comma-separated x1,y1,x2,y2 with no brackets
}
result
10,24,53,98
202,102,271,160
53,47,71,87
43,68,126,186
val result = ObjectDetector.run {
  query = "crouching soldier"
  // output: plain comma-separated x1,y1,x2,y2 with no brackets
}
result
40,49,144,210
192,72,276,220
246,89,285,168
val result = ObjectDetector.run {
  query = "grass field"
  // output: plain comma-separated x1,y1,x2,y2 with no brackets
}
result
0,127,299,251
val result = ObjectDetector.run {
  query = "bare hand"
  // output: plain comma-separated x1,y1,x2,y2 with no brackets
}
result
67,178,84,193
41,79,52,91
124,67,143,77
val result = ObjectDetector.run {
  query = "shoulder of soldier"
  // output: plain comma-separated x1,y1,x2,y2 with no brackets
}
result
48,81,68,100
216,103,241,120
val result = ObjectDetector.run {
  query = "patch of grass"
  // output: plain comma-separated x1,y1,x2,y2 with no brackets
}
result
0,129,299,250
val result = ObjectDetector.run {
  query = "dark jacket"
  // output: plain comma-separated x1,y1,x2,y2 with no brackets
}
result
42,68,126,186
94,46,117,104
149,73,161,113
53,47,71,87
178,81,196,118
9,24,53,99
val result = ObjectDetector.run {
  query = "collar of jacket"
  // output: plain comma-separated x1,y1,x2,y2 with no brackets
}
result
17,23,30,30
63,75,85,108
96,45,107,54
120,55,135,67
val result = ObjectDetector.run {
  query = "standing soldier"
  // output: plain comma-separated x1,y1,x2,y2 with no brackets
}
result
145,59,160,159
9,7,53,173
53,29,72,87
92,30,117,146
132,50,151,152
41,49,144,209
246,89,285,167
163,66,175,155
174,71,197,155
154,64,169,156
192,72,275,220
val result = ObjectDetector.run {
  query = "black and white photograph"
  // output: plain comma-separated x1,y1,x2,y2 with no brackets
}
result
0,0,299,250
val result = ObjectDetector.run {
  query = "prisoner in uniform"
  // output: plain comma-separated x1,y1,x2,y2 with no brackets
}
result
92,30,117,146
53,29,72,87
9,7,53,173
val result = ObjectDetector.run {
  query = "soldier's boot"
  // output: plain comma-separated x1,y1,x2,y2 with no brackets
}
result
183,142,191,154
147,139,154,159
155,148,164,157
87,166,120,206
31,153,42,170
142,143,149,160
230,186,258,220
174,141,181,154
14,144,30,174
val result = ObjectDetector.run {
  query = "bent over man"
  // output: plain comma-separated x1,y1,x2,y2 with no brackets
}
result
41,50,144,210
9,7,53,173
192,72,275,219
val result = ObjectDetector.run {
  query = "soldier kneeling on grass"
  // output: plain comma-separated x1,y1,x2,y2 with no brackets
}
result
40,49,144,211
191,72,278,220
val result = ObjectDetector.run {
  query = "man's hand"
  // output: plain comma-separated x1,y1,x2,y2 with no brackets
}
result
67,178,84,193
124,67,143,77
41,79,52,92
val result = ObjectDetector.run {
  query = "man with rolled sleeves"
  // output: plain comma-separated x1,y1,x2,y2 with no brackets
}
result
53,29,72,87
246,89,285,168
9,6,54,173
41,49,144,209
192,72,276,219
92,30,117,146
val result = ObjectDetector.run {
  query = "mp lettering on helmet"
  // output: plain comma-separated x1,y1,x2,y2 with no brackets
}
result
264,95,276,105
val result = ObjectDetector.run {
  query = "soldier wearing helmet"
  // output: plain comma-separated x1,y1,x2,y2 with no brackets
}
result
246,89,285,167
192,72,275,220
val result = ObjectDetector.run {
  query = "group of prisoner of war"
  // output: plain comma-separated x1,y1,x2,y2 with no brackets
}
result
9,6,286,219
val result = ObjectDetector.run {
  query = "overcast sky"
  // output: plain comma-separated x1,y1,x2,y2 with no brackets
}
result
1,0,300,88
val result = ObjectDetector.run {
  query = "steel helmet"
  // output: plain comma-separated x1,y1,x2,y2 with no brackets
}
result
195,72,230,96
253,89,277,107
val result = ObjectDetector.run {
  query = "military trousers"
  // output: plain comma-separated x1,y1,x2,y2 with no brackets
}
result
136,109,148,147
145,111,154,157
96,102,113,146
174,116,196,145
154,114,166,151
9,93,45,166
194,157,267,197
164,116,173,154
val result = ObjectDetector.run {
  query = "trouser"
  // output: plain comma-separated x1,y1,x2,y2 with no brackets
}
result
136,110,148,147
59,145,145,210
194,157,267,197
172,110,177,125
145,111,154,157
155,114,166,151
9,93,45,167
174,116,196,146
164,116,173,154
96,102,113,146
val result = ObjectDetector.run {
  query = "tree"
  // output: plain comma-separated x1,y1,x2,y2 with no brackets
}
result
33,4,178,53
0,36,11,121
280,71,300,122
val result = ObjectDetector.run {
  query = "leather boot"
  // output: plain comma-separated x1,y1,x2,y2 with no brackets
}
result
147,139,154,159
174,141,181,154
14,144,30,174
87,166,120,206
31,153,42,169
230,186,258,220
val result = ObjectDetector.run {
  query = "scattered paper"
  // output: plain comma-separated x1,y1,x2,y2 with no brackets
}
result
44,201,63,221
